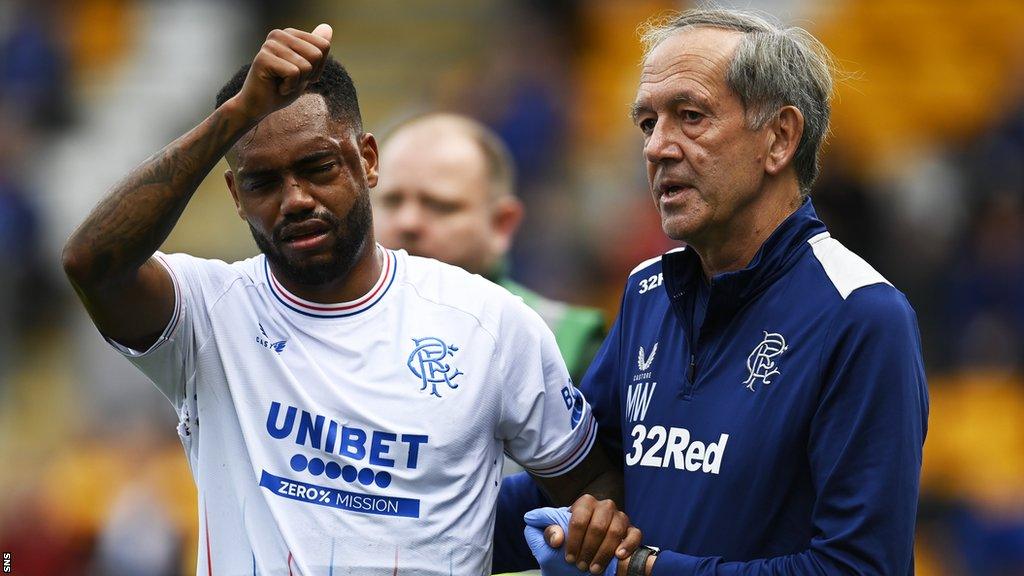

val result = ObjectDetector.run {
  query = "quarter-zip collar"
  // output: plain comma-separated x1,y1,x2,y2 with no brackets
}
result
663,198,827,318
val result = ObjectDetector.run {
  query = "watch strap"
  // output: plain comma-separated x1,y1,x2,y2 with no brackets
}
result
626,546,654,576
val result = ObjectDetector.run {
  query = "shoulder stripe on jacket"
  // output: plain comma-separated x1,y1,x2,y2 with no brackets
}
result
808,232,890,299
629,247,686,277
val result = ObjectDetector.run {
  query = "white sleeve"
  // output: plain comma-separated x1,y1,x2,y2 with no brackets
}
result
104,252,214,412
496,296,597,478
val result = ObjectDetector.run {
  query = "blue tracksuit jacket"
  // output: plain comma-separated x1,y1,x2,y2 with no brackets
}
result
494,200,929,575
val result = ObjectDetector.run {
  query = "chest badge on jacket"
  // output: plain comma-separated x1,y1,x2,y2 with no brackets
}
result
744,331,788,392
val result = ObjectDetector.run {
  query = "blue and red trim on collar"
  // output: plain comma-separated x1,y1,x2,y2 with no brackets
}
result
265,247,398,319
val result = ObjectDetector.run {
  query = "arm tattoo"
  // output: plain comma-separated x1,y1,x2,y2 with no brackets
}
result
67,108,249,283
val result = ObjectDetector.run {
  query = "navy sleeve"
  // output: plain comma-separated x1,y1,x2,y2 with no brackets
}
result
492,472,547,573
578,302,626,457
648,285,929,575
491,305,627,573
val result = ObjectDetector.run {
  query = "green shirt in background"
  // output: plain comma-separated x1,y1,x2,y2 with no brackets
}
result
495,276,606,384
490,276,604,576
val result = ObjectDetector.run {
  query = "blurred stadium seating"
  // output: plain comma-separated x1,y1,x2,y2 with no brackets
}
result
1,0,1023,573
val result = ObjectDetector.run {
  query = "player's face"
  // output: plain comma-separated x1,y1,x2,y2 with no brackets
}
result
373,130,499,275
226,94,379,286
633,27,773,245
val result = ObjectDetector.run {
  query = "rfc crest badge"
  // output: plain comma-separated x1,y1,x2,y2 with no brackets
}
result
744,331,788,391
407,337,463,398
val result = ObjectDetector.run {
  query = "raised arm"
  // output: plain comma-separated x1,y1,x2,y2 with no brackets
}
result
62,25,333,350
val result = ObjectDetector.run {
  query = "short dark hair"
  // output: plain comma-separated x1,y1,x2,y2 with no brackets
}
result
215,57,363,130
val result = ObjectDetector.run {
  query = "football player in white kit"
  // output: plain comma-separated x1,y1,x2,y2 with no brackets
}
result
62,24,639,575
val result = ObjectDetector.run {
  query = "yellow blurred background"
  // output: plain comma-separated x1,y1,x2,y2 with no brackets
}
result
1,0,1023,574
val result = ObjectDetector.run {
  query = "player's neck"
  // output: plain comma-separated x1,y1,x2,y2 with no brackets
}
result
270,241,384,304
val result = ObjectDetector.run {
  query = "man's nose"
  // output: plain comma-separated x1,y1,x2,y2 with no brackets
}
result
280,174,316,215
393,201,425,237
644,122,684,165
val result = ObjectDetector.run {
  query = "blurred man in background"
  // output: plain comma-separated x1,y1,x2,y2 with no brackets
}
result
373,113,605,385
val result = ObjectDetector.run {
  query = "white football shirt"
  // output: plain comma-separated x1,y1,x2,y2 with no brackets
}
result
107,246,596,575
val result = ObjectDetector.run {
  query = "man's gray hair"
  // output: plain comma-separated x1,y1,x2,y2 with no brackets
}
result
641,8,836,195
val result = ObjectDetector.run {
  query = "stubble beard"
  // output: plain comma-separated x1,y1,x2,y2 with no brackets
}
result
251,190,374,287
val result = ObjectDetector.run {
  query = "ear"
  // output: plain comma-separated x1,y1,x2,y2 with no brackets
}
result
489,196,524,257
765,105,804,177
224,169,247,220
360,132,379,188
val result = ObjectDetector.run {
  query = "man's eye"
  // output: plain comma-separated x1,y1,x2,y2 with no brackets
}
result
303,162,337,178
639,118,656,134
682,110,704,122
378,195,402,209
425,199,458,215
247,179,274,191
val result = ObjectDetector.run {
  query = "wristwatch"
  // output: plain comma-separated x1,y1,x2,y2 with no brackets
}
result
627,545,660,576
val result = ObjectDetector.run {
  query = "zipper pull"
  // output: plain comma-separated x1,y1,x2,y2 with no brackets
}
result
689,354,696,382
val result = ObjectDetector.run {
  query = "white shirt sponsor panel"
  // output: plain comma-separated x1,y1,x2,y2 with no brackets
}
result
108,247,596,575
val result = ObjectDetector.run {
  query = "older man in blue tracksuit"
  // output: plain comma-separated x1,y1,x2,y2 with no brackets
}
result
493,8,928,576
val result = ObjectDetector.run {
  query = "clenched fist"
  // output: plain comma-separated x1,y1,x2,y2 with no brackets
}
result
227,24,333,123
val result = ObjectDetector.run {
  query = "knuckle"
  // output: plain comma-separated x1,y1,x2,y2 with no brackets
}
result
569,516,588,530
267,29,283,40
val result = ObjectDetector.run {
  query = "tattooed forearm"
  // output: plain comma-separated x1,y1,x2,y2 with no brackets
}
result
64,104,253,285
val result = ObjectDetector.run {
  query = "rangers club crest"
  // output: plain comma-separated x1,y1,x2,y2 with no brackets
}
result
407,337,463,398
744,331,788,391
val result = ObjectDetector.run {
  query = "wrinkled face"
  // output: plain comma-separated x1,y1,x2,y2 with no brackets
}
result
633,27,771,245
226,94,378,286
374,128,500,275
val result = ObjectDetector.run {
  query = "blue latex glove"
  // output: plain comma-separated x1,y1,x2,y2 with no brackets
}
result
523,507,619,576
